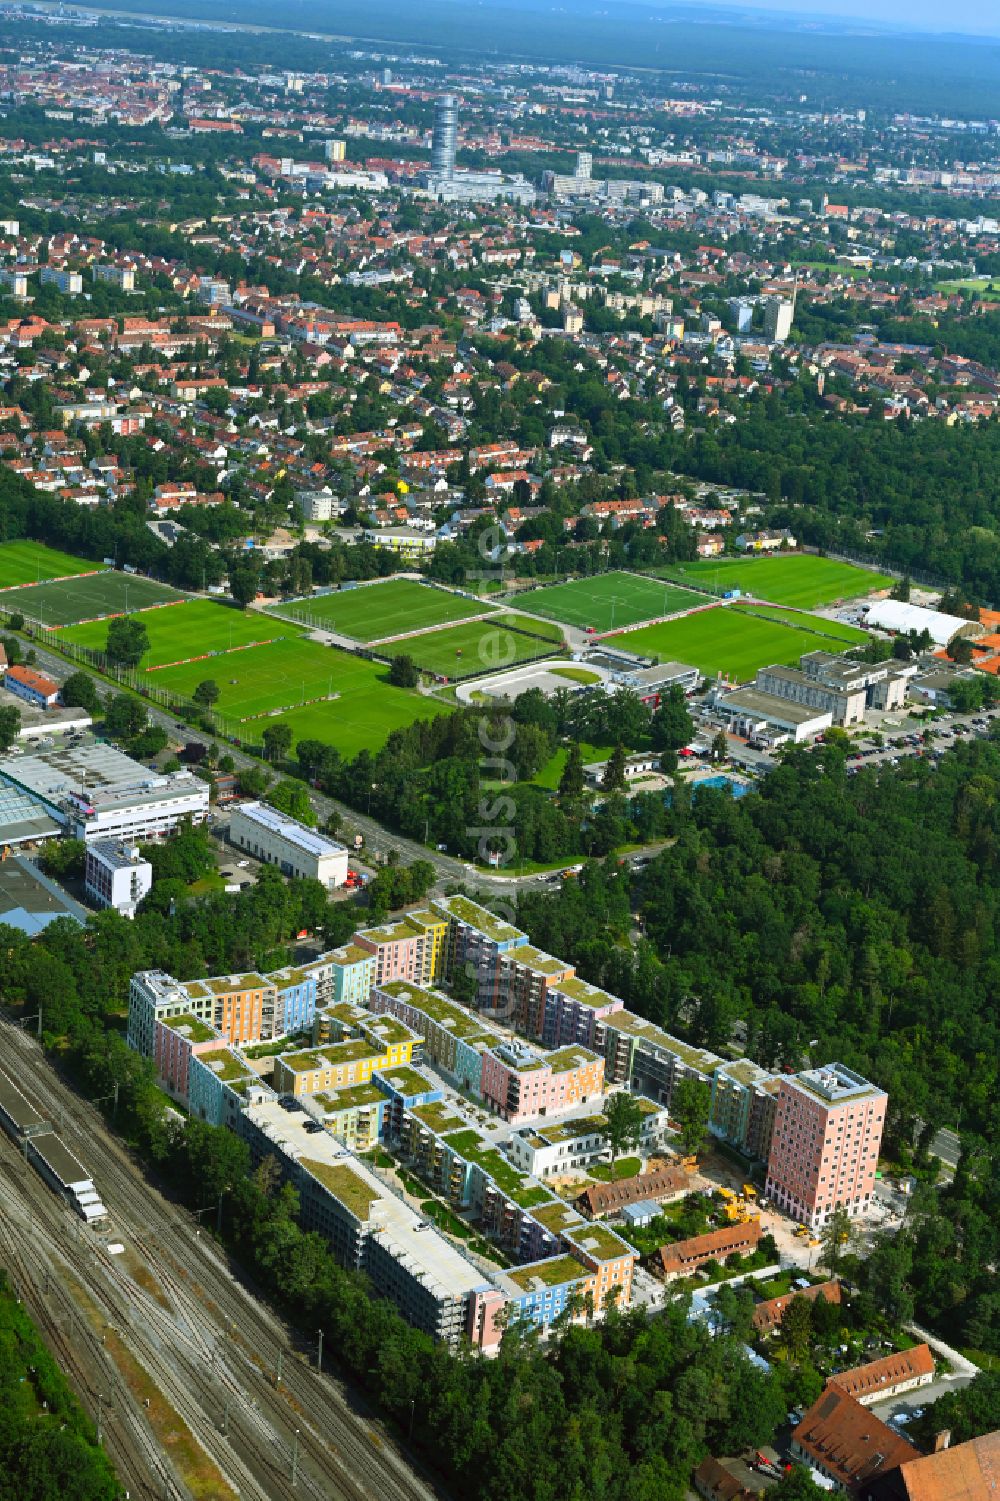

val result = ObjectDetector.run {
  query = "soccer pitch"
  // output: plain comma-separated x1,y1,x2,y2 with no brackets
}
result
0,572,184,626
271,579,496,642
657,556,892,609
0,540,102,589
261,679,447,761
402,619,563,680
621,603,866,682
511,572,701,632
61,599,302,669
740,605,868,645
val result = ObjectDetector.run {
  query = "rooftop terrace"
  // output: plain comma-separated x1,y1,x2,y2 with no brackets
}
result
196,1048,251,1083
162,1012,217,1044
566,1224,635,1265
432,895,525,946
506,1254,588,1293
300,1159,381,1221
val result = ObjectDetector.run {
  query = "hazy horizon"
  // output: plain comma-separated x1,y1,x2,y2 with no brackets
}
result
665,0,1000,38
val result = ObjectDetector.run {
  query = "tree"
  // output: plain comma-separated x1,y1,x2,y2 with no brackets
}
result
765,1465,830,1501
557,741,585,802
781,1295,814,1362
672,1077,711,1158
262,723,293,764
711,730,729,763
39,838,85,881
229,564,259,609
819,1206,855,1275
105,615,149,669
103,693,147,742
193,679,220,708
950,637,974,666
268,779,317,826
599,1091,645,1179
602,743,628,792
388,654,420,688
60,670,101,714
651,685,693,756
0,705,19,752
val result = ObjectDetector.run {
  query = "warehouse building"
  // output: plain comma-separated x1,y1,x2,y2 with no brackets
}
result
0,743,208,843
862,599,983,648
229,801,348,888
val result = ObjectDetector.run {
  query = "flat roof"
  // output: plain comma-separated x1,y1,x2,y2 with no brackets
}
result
550,974,619,1009
503,944,572,977
0,854,87,934
245,1101,487,1298
163,1012,217,1043
504,1254,589,1293
233,801,347,858
565,1224,635,1264
719,686,831,726
789,1062,885,1105
0,783,61,844
375,1064,439,1098
431,894,525,945
29,1133,91,1190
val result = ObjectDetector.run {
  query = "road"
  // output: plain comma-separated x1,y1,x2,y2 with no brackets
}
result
0,1014,444,1501
21,634,535,891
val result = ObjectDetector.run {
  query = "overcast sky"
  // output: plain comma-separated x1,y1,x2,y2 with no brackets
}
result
703,0,1000,35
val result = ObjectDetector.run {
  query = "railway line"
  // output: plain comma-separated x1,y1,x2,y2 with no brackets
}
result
0,1013,443,1501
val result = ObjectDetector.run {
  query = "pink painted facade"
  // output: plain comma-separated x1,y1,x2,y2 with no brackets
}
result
153,1021,217,1103
765,1064,886,1227
480,1043,605,1124
466,1286,505,1352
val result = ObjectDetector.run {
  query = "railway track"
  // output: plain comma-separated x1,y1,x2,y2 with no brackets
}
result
0,1015,444,1501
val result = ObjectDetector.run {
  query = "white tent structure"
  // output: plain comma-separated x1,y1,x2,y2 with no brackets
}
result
863,600,982,648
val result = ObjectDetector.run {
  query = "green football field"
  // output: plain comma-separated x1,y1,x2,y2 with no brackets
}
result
510,572,701,632
271,579,496,642
0,571,184,626
0,540,102,588
738,605,869,645
656,556,892,609
621,603,866,682
402,619,563,680
61,598,302,668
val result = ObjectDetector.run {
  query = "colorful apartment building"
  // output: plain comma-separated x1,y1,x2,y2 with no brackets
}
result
541,975,624,1050
272,1012,420,1098
153,1011,220,1101
710,1059,780,1161
429,894,528,994
765,1063,887,1227
322,943,377,1005
491,944,576,1036
355,906,448,987
596,1008,722,1105
188,1046,268,1129
369,979,498,1095
479,1040,605,1124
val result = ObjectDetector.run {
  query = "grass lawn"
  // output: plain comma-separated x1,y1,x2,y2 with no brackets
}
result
60,597,302,667
0,539,102,588
655,556,893,609
588,1157,641,1182
511,572,701,632
735,605,869,645
271,579,496,641
621,603,862,681
1,571,185,626
534,742,613,789
254,659,445,758
549,666,600,684
403,619,563,680
495,611,567,644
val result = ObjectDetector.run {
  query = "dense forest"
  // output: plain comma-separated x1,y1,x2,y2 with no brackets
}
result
0,1274,121,1501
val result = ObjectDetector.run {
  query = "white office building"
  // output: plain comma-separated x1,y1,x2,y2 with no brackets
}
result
229,801,349,888
0,744,209,844
85,841,153,918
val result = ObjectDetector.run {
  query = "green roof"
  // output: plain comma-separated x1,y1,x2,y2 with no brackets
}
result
384,984,496,1042
529,1199,586,1234
162,1012,216,1043
357,919,421,945
300,1160,380,1221
432,895,524,945
196,1048,250,1082
507,1254,588,1292
312,1082,385,1112
566,1225,635,1264
506,945,572,977
534,1114,607,1144
604,1012,722,1072
377,1065,436,1098
443,1128,540,1203
545,1045,600,1074
411,1099,467,1134
329,944,375,967
550,974,619,1009
204,973,266,995
362,1015,413,1046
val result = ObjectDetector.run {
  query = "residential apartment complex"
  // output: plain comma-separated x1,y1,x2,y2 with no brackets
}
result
126,894,888,1350
765,1063,887,1228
